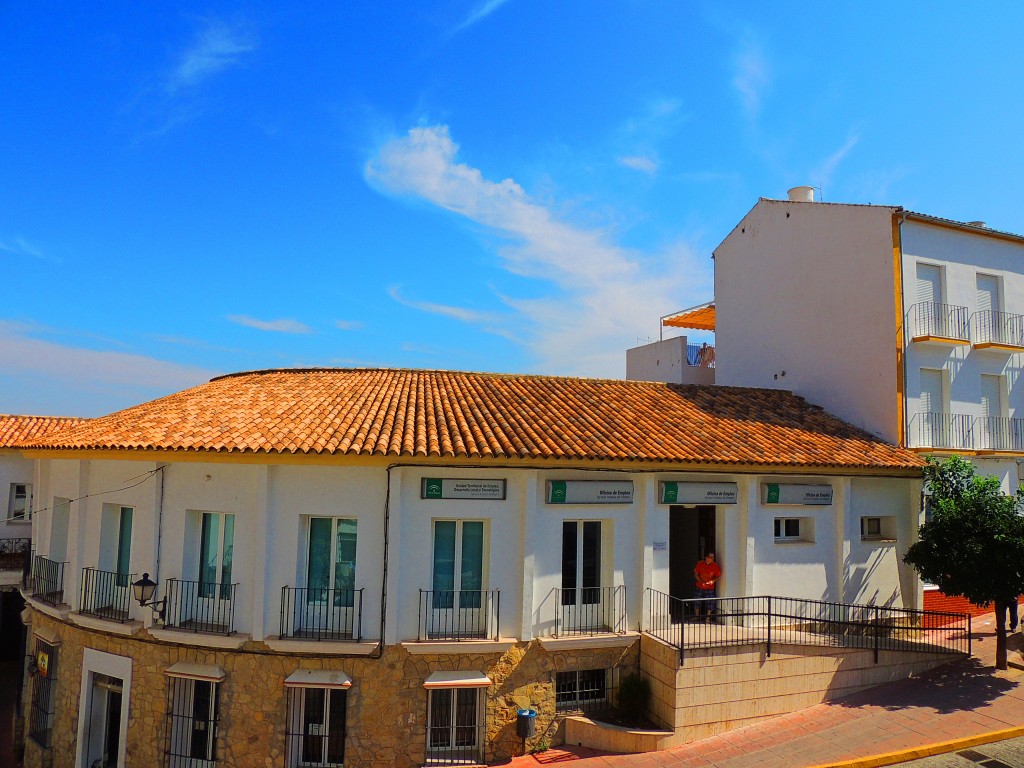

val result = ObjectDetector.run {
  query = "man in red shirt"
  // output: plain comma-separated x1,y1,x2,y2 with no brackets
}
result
693,552,721,622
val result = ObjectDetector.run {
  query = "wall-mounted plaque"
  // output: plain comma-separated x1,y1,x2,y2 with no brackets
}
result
547,480,634,504
762,483,833,506
421,478,507,500
660,481,738,505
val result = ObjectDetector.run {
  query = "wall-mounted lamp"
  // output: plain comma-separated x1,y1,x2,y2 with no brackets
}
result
132,573,166,622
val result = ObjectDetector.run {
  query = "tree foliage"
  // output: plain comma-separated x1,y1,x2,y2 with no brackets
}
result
904,456,1024,607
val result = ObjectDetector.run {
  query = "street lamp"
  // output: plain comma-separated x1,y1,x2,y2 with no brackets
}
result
132,572,166,621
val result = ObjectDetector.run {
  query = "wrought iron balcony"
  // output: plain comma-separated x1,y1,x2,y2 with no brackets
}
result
685,342,716,368
417,589,500,641
30,555,66,607
280,586,363,641
80,567,135,622
552,585,627,636
973,310,1024,349
908,412,975,451
909,302,970,343
163,578,238,635
0,538,31,572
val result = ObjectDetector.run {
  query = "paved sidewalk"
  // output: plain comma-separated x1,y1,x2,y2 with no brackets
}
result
499,613,1024,768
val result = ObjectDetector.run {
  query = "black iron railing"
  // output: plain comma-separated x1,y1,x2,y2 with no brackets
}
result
973,309,1024,347
0,537,31,571
164,579,238,635
280,587,364,641
555,667,620,717
553,585,626,636
30,556,66,607
685,342,716,368
911,301,970,341
645,589,971,663
80,567,135,622
417,589,500,641
909,411,975,450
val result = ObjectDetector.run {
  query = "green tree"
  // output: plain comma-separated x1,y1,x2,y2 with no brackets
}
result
904,456,1024,670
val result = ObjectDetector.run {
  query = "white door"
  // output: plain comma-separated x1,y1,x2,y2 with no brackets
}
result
196,513,234,630
977,274,1002,343
981,374,1005,449
916,264,942,336
304,518,357,638
431,521,486,638
919,369,944,447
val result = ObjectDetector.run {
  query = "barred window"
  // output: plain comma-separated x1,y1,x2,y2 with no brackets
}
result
28,641,56,747
555,668,609,712
425,688,482,766
167,677,220,768
286,687,347,767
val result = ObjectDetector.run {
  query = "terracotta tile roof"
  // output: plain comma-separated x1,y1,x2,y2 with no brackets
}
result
20,368,925,471
0,414,89,448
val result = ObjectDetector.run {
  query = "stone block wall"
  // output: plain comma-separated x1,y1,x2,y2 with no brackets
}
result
20,607,638,768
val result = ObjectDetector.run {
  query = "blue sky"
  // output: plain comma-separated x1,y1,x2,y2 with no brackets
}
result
2,2,1023,416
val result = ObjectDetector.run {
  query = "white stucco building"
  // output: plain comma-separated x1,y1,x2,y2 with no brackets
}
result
13,368,941,768
631,188,1024,493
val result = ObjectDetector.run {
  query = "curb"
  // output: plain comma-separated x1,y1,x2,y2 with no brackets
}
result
805,725,1024,768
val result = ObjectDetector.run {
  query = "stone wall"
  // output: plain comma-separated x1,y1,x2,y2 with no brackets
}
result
21,607,638,768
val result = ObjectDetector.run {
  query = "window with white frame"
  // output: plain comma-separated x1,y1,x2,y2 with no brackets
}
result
555,668,611,713
8,483,31,521
166,676,220,768
286,687,347,768
431,520,485,609
306,518,357,607
198,512,235,600
425,687,482,764
773,517,812,543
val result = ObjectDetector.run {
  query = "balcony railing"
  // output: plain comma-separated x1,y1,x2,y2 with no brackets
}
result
417,589,500,641
973,310,1024,348
280,586,364,641
553,585,626,636
80,568,135,622
685,342,716,368
30,555,66,607
977,416,1024,452
645,589,970,663
164,578,238,635
908,412,975,450
0,538,31,572
910,302,969,342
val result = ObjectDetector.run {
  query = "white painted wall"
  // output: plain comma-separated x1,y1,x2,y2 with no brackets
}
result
714,200,900,442
626,337,715,386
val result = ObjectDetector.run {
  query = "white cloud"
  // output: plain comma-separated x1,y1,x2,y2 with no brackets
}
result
0,236,56,263
227,315,311,334
618,155,659,174
733,33,769,119
334,320,365,331
168,19,256,92
365,125,705,376
0,322,215,393
454,0,511,32
811,132,860,193
387,286,507,325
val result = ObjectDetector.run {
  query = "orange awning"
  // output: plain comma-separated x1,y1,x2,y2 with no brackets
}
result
662,303,715,331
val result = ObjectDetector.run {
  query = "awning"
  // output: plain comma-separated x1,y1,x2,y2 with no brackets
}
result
164,662,226,682
662,302,716,331
423,671,492,689
284,670,353,689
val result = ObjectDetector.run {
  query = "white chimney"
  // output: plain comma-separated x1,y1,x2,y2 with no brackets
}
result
788,186,815,202
967,220,988,229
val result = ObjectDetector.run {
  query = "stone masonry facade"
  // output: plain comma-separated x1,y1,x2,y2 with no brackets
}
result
21,608,639,768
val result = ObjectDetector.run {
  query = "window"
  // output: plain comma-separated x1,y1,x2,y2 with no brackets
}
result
432,520,485,610
29,640,56,748
860,515,897,542
199,512,234,599
561,521,601,606
307,518,357,607
774,518,812,542
167,677,220,768
286,687,347,768
8,483,30,521
426,688,481,764
555,669,611,713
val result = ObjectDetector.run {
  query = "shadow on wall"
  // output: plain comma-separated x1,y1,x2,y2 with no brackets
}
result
840,549,899,609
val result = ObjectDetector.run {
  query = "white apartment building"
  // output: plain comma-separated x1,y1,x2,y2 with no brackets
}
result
13,368,935,768
631,187,1024,492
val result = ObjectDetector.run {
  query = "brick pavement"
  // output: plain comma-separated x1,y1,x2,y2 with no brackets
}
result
500,614,1024,768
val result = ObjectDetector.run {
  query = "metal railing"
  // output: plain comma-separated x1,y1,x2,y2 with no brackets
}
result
909,411,975,450
280,586,364,641
977,416,1024,452
80,568,135,622
973,309,1024,348
418,589,500,641
553,585,627,636
645,589,970,663
910,302,970,341
686,343,716,368
0,537,31,571
555,667,621,717
30,556,66,607
164,578,238,635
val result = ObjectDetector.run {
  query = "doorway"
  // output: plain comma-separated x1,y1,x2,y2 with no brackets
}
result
83,673,124,768
669,506,717,619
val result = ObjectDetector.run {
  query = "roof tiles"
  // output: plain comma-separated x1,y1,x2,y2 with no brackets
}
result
19,368,925,471
0,414,88,448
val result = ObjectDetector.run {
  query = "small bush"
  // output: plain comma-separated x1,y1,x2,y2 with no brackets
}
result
617,673,651,724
